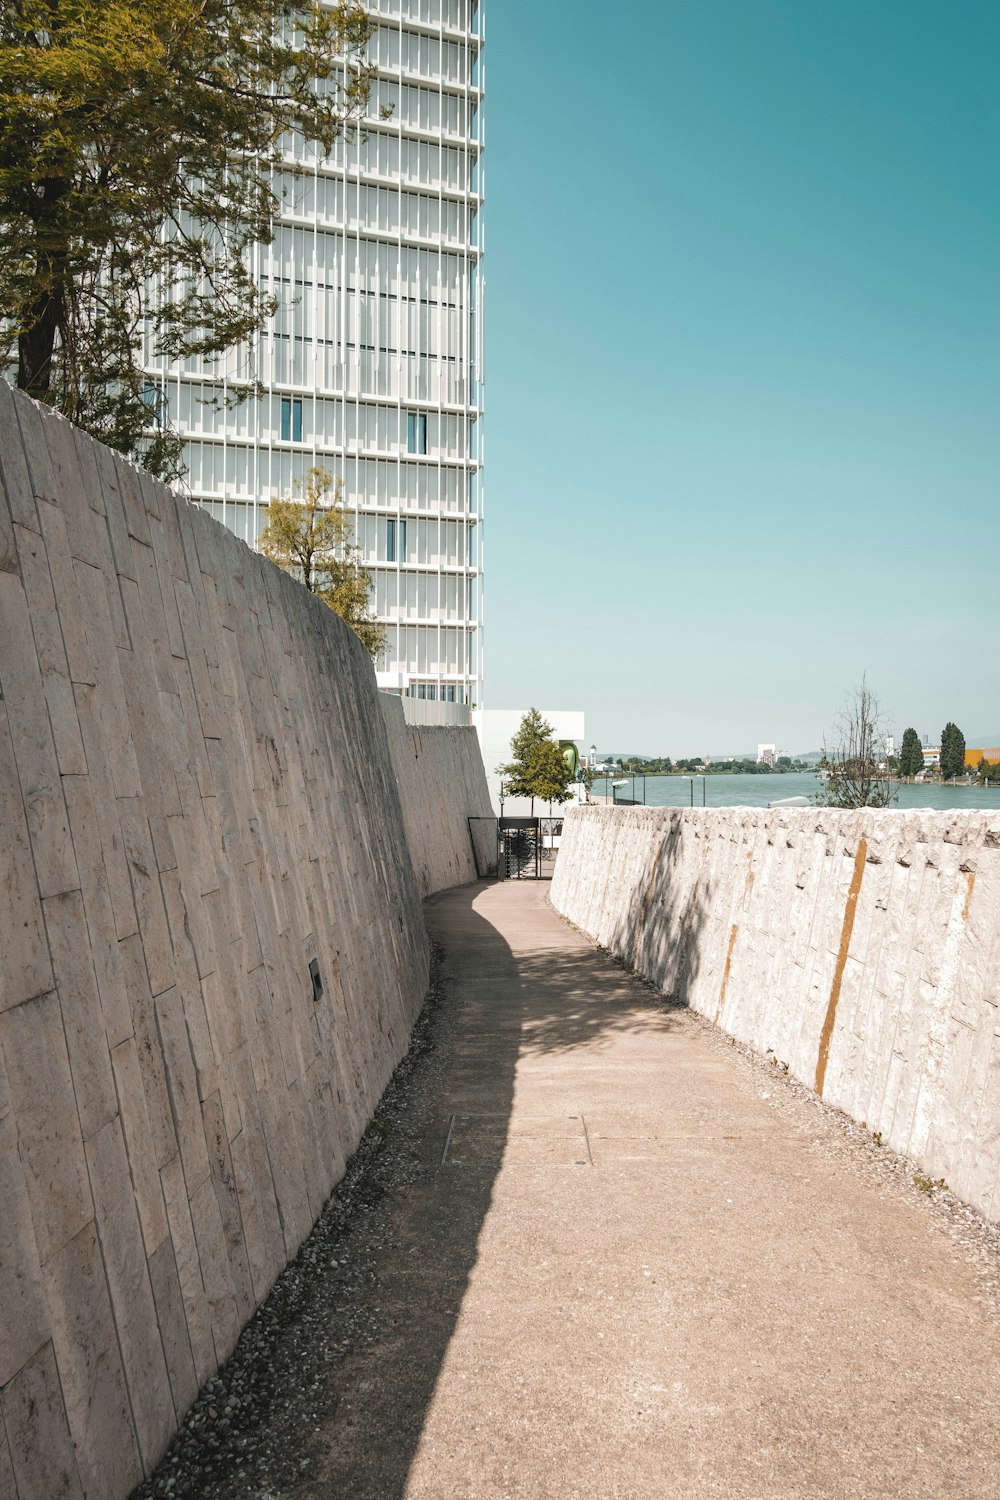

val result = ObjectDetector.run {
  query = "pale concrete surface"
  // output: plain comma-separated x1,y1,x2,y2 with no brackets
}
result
552,805,1000,1225
314,879,1000,1500
380,694,495,895
0,383,434,1496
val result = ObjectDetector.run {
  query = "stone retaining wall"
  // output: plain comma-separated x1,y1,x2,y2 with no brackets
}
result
551,804,1000,1224
0,383,431,1498
380,696,494,896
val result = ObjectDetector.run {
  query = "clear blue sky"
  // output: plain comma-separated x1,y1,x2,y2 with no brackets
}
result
482,0,999,756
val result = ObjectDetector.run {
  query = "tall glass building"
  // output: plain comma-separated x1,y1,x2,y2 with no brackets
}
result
149,0,485,706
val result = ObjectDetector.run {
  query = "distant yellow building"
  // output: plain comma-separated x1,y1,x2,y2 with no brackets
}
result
965,747,1000,768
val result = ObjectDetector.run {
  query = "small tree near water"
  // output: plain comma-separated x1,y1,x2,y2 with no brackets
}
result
819,678,896,809
499,708,574,814
258,466,385,660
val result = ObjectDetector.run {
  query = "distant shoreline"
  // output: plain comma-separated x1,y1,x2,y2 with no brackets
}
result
593,768,817,779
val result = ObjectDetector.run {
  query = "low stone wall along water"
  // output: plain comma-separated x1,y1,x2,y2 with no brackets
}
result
551,804,1000,1225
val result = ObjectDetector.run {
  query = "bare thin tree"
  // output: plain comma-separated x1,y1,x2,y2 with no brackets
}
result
820,677,897,808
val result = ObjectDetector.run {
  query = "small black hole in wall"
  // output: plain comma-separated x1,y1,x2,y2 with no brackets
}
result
309,959,323,1002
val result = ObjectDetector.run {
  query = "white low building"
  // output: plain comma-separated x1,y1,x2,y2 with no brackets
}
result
472,709,586,817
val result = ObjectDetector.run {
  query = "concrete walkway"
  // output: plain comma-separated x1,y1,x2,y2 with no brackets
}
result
311,879,1000,1500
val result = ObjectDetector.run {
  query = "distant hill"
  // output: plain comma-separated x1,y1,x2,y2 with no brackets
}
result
969,734,1000,748
793,750,824,764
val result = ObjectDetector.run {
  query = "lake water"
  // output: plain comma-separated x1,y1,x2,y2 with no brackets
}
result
589,771,1000,813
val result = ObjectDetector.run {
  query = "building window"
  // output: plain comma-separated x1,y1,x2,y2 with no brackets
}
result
388,518,408,562
280,397,302,442
142,383,165,427
407,412,427,454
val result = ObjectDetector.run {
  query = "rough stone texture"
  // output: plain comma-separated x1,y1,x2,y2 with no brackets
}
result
380,695,495,895
0,384,431,1495
551,804,1000,1225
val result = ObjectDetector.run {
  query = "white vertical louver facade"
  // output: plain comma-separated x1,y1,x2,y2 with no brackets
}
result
151,0,485,706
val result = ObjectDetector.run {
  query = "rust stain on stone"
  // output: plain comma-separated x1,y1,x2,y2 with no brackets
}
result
715,922,739,1024
814,839,867,1096
962,870,976,922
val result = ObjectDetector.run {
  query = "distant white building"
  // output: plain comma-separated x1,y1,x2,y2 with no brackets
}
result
757,743,779,767
472,709,586,816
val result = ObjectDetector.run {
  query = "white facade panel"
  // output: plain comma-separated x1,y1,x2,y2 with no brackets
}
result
153,0,485,706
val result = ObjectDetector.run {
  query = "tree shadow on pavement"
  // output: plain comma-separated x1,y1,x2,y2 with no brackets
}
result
522,819,715,1056
515,943,688,1056
301,882,526,1500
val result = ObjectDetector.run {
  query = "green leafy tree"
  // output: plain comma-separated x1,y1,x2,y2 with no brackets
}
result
939,722,966,781
898,727,923,779
258,466,385,659
499,708,574,814
819,677,896,808
0,0,377,476
977,758,1000,785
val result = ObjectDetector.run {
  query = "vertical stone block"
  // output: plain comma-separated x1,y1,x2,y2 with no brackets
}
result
93,441,137,582
188,1174,240,1364
12,520,88,775
159,1154,216,1387
71,567,141,797
227,1047,285,1304
37,406,102,565
34,498,96,686
0,704,52,1012
0,460,16,573
147,1235,199,1423
61,774,133,1048
116,459,152,548
117,799,174,997
0,991,92,1264
0,1106,48,1384
0,570,78,901
86,1116,175,1472
13,391,58,505
43,888,119,1141
1,1341,84,1500
0,1427,15,1500
68,684,140,943
202,1089,253,1324
43,1221,142,1498
154,986,211,1193
256,1078,312,1258
0,379,38,530
109,1037,169,1254
119,933,177,1169
71,421,104,516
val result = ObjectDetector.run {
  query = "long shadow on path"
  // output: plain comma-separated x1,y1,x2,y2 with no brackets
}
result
139,879,690,1500
310,879,690,1498
307,882,526,1497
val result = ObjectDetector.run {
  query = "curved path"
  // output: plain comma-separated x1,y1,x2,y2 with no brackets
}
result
307,878,1000,1500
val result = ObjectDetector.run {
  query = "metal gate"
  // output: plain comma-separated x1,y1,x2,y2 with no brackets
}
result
498,817,540,879
495,818,564,879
